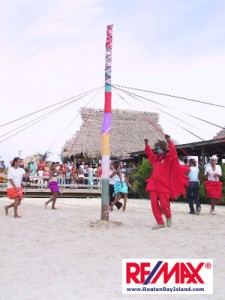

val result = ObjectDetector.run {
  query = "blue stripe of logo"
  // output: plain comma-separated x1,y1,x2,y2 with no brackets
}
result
143,261,163,285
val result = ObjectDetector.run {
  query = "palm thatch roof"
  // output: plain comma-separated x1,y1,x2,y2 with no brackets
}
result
61,108,165,160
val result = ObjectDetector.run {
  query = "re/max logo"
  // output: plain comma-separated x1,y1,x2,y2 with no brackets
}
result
126,261,205,284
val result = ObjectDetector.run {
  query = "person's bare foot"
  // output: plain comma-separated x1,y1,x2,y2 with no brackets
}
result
14,215,21,218
4,206,8,216
51,207,57,210
44,202,48,209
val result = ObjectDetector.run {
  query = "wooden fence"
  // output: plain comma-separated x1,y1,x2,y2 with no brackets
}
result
0,175,101,198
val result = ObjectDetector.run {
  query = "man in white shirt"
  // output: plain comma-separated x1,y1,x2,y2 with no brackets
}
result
187,159,200,214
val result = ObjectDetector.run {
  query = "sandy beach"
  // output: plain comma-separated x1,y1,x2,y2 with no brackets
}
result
0,196,224,300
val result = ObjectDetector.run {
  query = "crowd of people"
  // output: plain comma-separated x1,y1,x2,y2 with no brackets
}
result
0,160,6,183
1,158,137,189
0,160,6,171
1,159,103,188
28,160,103,188
1,138,224,220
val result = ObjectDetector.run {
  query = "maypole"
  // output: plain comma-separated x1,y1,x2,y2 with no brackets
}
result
101,25,113,220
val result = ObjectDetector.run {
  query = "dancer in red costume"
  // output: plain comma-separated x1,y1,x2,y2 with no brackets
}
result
144,135,188,230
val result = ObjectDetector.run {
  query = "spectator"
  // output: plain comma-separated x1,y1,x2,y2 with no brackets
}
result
66,161,72,170
29,160,38,186
29,160,38,175
84,164,89,184
55,162,60,172
87,166,94,188
0,161,5,183
97,164,102,178
97,164,102,186
58,164,66,185
43,162,50,187
65,168,71,185
204,155,222,215
80,161,85,169
1,160,6,170
38,160,45,171
93,165,98,185
37,169,44,187
187,159,200,215
78,166,85,184
70,165,77,184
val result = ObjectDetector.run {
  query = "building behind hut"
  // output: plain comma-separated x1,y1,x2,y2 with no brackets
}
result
61,108,165,161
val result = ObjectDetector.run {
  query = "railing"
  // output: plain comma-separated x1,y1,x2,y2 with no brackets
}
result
0,174,102,191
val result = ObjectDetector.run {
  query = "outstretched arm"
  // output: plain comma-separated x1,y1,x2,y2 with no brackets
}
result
165,134,177,158
144,139,156,165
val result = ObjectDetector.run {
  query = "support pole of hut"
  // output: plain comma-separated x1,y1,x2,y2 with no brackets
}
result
101,25,113,220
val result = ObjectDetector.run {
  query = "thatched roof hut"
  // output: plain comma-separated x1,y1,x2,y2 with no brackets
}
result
61,108,165,160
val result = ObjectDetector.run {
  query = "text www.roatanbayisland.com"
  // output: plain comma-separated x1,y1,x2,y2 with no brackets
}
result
126,286,205,293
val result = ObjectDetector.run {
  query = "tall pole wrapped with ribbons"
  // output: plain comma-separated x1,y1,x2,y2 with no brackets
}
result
101,25,113,220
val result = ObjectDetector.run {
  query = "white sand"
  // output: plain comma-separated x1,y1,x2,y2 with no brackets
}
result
0,197,224,300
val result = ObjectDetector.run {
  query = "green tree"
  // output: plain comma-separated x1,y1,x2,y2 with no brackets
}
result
219,163,225,204
199,167,206,203
130,158,152,198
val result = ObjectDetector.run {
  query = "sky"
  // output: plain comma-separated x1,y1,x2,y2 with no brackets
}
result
1,0,225,165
